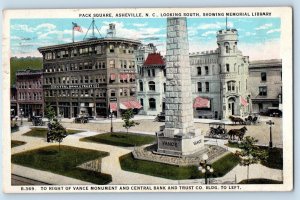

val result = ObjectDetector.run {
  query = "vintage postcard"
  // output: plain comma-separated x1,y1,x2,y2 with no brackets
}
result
2,7,293,193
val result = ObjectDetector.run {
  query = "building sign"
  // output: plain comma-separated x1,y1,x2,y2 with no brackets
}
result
51,84,104,89
158,137,182,151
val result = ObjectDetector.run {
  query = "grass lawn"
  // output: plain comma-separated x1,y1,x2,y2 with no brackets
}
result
11,140,26,148
80,132,156,147
239,178,283,184
225,142,283,170
11,145,112,185
23,128,82,138
119,152,240,180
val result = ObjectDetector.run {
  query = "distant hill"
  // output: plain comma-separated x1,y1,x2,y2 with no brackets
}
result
10,57,43,86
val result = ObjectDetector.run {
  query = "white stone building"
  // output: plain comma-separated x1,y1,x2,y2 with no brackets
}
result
190,28,251,119
137,53,166,116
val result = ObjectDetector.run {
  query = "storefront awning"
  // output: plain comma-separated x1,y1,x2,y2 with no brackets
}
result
120,73,128,80
240,96,248,107
193,97,210,108
110,73,116,80
109,102,117,111
120,100,143,109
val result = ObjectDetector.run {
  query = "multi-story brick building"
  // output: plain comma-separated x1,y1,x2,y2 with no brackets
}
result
137,52,166,116
248,59,282,113
15,69,44,117
38,25,142,118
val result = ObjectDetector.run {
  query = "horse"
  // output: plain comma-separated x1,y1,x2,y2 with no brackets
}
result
227,126,247,141
229,116,245,125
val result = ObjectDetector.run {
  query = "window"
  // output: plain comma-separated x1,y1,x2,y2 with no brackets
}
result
139,81,143,91
259,86,267,96
261,72,267,81
197,82,202,92
163,83,166,93
109,45,114,53
147,70,151,77
227,81,235,92
149,98,156,110
205,82,209,92
109,60,115,68
205,66,209,75
225,45,229,53
152,69,155,76
110,90,116,97
226,64,230,72
163,69,166,77
197,67,202,75
149,81,155,91
140,98,144,107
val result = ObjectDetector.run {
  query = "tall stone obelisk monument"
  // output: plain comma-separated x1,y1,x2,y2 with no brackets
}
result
156,17,204,156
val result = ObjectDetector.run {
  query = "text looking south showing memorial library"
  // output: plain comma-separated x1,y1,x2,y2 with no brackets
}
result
11,19,282,119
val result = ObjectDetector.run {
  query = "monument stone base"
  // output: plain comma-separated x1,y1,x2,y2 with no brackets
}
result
155,126,205,156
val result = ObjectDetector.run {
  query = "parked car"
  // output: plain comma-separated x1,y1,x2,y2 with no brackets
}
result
155,112,165,122
260,108,282,117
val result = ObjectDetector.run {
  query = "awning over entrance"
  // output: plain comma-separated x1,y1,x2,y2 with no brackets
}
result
240,96,248,107
120,100,143,109
109,102,117,111
193,97,210,108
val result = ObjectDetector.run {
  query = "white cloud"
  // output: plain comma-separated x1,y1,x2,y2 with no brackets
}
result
266,29,281,34
197,21,233,30
11,23,56,33
245,32,256,36
132,23,148,27
255,23,273,30
201,31,216,37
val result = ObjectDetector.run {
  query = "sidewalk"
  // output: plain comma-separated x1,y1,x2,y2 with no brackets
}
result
11,126,283,185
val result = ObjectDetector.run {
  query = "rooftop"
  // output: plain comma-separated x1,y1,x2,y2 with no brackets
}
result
249,59,282,68
143,53,165,68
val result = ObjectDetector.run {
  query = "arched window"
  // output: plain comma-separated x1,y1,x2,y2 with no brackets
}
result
227,81,236,92
224,42,230,53
149,98,156,110
148,81,155,91
139,80,143,91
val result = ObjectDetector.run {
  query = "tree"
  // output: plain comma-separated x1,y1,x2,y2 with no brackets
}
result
47,119,67,152
121,109,140,133
235,136,268,183
44,104,56,121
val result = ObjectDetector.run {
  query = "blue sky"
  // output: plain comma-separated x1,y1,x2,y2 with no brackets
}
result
10,17,281,60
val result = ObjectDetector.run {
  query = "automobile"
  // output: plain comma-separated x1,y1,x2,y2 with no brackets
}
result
32,116,46,126
260,107,282,117
74,114,89,123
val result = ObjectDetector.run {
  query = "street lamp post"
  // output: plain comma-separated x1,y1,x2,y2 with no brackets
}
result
198,153,214,184
110,109,114,133
20,109,23,126
266,119,275,148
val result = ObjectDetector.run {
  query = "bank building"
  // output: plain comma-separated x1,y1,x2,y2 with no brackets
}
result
38,22,142,118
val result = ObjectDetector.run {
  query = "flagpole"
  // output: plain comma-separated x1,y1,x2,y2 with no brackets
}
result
72,24,74,43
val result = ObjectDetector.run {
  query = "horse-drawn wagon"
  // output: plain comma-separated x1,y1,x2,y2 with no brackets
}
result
207,122,228,139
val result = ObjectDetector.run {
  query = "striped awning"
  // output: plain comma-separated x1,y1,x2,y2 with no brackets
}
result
120,73,128,80
120,100,143,109
110,73,116,80
193,97,210,108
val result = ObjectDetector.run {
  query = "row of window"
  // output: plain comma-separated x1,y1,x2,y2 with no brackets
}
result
44,61,106,73
140,98,156,110
45,89,107,98
18,92,42,101
197,82,210,92
17,81,42,89
44,44,135,60
196,63,246,75
109,88,136,97
139,81,166,92
44,75,107,85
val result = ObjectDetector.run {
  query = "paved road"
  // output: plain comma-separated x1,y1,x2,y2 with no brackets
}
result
11,174,51,186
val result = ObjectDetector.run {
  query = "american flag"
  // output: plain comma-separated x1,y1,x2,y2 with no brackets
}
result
72,22,83,32
240,96,248,107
